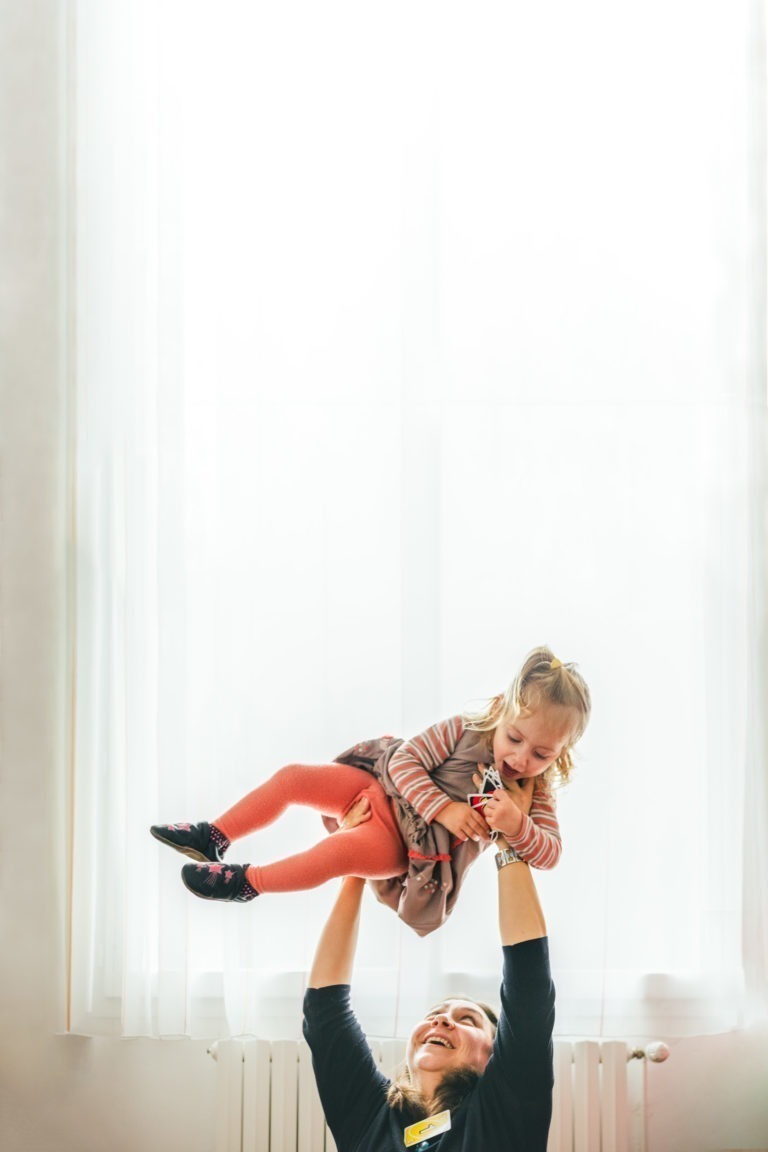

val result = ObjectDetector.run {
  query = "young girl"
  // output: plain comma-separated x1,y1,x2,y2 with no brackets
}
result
150,646,590,935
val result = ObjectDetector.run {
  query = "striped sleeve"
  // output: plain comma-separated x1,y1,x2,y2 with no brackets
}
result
387,716,465,824
503,778,562,869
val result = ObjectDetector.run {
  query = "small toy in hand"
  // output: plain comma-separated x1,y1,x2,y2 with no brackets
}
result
467,764,504,839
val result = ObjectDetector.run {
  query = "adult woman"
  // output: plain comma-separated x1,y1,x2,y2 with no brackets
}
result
302,777,555,1151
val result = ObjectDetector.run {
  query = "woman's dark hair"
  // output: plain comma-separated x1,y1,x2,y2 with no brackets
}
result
387,1067,482,1122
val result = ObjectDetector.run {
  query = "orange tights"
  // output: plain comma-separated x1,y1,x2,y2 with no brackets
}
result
213,763,408,895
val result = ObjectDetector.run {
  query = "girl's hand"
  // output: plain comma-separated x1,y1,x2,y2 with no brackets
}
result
338,795,372,830
483,778,535,839
435,800,491,843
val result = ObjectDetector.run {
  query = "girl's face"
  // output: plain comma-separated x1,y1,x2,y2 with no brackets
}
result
492,702,577,785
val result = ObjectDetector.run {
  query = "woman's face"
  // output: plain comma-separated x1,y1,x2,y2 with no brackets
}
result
406,999,495,1080
492,702,576,785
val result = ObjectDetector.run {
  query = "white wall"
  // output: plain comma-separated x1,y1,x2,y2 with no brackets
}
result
0,4,217,1149
0,4,766,1151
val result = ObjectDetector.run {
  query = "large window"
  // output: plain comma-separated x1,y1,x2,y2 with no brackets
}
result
70,0,766,1039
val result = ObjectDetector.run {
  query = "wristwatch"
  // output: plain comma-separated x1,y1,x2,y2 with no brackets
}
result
495,847,523,870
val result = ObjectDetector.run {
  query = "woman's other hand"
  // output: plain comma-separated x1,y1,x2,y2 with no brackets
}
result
338,794,372,830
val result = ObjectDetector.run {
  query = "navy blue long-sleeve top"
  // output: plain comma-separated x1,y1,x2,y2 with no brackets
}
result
302,937,555,1151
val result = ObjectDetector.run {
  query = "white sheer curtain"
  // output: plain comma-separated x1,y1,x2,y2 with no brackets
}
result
70,0,768,1039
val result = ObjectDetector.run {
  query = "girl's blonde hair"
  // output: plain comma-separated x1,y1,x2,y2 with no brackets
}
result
463,645,591,787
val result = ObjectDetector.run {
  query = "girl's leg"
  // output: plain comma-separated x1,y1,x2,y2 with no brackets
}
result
213,762,377,843
246,781,407,893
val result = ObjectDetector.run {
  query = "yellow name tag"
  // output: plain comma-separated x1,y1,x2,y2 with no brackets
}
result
403,1109,452,1147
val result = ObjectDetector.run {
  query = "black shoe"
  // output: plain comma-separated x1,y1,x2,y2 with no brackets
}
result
181,861,257,902
150,821,226,863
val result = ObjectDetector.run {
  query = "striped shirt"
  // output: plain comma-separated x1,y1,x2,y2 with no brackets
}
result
387,716,562,870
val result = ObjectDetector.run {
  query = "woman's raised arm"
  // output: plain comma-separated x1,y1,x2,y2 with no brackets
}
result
308,875,366,988
479,773,547,945
497,856,547,945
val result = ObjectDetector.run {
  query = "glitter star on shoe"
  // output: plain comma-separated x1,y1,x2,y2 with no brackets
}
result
181,861,258,902
149,821,229,863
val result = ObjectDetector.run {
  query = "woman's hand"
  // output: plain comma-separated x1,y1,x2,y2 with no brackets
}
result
435,799,492,843
338,795,372,830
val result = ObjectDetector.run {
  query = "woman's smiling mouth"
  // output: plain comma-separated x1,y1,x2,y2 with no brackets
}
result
424,1033,454,1049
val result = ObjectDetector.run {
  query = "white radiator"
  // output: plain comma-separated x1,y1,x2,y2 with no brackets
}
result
210,1037,665,1152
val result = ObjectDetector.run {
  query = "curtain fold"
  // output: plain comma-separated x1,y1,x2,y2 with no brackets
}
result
71,0,765,1039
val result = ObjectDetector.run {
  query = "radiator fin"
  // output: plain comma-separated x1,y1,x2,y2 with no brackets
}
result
548,1041,574,1151
242,1039,271,1152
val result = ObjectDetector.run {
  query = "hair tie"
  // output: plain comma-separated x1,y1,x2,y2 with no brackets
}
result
550,657,562,670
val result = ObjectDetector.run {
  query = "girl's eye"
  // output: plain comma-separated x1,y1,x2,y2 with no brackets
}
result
507,735,520,744
535,752,548,760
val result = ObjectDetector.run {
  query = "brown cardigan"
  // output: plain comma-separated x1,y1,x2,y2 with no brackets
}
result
324,729,495,936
